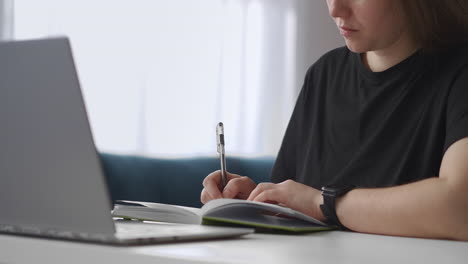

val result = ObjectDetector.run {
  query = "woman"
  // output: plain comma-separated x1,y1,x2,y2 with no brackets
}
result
201,0,468,240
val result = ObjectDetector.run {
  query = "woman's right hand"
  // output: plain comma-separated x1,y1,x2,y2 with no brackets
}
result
200,170,257,204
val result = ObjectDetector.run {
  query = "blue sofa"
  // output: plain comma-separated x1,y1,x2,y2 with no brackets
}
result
100,153,275,208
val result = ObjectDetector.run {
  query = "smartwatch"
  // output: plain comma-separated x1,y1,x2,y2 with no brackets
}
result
320,184,355,230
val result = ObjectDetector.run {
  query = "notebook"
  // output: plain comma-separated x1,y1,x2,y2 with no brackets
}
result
0,37,253,245
113,199,333,232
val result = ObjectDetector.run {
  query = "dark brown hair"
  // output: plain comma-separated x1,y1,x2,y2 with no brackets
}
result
401,0,468,51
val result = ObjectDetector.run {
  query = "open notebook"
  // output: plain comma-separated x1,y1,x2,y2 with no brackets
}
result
113,198,334,232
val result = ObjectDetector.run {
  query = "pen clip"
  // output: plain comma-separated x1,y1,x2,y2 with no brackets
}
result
216,122,225,154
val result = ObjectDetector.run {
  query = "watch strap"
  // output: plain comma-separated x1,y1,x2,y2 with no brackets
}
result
320,185,355,230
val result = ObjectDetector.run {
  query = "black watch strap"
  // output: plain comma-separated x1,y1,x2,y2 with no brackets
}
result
320,185,355,230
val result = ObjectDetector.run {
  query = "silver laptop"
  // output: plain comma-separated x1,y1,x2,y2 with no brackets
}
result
0,37,253,245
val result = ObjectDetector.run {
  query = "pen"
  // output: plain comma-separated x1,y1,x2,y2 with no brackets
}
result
216,122,228,188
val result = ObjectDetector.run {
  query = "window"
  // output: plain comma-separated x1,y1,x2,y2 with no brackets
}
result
13,0,341,157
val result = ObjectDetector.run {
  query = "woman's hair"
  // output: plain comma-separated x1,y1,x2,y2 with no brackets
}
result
401,0,468,51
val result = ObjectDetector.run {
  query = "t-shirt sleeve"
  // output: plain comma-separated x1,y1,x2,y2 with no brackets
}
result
270,67,313,183
444,66,468,152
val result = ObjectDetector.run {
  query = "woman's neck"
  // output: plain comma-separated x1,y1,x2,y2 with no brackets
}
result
363,35,420,72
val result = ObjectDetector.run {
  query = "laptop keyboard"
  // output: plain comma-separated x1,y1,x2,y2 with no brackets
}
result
0,220,253,245
0,223,115,243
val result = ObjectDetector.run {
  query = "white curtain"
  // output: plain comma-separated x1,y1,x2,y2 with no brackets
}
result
0,0,13,40
12,0,342,157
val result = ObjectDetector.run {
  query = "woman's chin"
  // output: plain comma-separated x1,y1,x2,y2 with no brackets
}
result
343,39,371,54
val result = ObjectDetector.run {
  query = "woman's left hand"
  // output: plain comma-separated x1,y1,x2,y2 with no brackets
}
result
247,180,326,221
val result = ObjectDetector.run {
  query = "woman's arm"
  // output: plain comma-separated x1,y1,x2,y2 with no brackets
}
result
337,137,468,240
248,137,468,240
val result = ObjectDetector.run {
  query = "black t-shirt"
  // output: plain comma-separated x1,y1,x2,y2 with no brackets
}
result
271,45,468,189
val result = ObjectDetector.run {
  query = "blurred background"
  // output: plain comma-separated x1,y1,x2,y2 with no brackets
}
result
0,0,342,157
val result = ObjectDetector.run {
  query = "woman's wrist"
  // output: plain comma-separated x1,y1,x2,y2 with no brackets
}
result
335,189,356,230
314,189,326,221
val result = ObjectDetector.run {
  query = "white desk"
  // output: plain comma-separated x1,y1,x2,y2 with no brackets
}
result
1,231,468,264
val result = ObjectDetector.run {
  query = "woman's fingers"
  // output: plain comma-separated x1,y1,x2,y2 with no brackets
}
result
200,188,213,204
247,182,276,201
201,171,248,203
223,176,257,199
202,170,224,201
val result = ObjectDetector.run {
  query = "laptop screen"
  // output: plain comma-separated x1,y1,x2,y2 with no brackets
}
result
0,37,115,235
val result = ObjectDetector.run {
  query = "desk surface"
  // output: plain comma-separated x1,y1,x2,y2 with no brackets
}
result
2,231,468,264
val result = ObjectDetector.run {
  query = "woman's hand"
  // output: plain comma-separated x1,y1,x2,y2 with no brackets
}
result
247,179,326,221
200,170,257,204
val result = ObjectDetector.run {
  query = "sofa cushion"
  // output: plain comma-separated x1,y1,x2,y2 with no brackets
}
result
100,153,274,208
